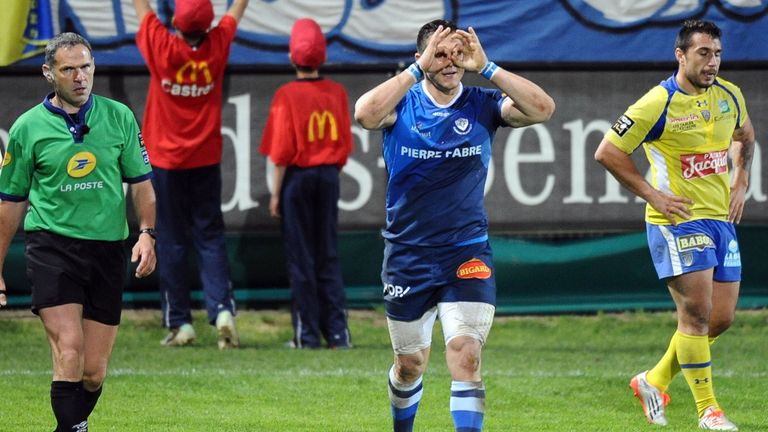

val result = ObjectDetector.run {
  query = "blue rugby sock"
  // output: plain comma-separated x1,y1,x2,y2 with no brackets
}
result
450,380,485,432
388,366,423,432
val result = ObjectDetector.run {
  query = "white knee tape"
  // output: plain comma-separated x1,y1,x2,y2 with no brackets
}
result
439,302,495,346
387,307,438,355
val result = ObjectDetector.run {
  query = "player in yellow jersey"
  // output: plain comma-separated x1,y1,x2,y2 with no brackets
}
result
595,20,755,431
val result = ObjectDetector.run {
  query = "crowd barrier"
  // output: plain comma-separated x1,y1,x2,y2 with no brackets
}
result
4,226,767,314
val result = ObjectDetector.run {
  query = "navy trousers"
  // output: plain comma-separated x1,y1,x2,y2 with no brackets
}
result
281,165,350,348
152,165,235,328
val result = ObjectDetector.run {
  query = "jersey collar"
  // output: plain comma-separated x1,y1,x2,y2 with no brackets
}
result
663,72,719,96
420,80,464,108
43,92,93,144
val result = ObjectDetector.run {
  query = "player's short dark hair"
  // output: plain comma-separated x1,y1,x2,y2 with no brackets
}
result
45,32,93,67
675,20,721,52
416,19,457,54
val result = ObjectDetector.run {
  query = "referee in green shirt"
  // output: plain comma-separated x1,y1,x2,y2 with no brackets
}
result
0,33,156,431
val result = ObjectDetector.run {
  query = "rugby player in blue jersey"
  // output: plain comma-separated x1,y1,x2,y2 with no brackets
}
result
355,20,555,432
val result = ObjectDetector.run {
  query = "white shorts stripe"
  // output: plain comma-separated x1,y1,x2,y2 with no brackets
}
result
659,225,683,276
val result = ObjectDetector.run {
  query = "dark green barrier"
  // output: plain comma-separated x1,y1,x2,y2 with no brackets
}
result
4,227,767,314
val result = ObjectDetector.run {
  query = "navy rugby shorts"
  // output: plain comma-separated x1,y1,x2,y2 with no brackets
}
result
382,239,496,321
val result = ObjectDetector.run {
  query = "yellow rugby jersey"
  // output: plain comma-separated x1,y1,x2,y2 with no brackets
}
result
605,74,748,225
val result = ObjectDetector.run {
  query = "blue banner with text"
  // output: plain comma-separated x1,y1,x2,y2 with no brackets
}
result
3,0,767,67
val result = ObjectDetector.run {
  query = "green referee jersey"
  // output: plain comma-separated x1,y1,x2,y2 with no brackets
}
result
0,93,153,241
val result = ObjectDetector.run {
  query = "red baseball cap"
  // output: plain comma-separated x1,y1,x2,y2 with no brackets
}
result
290,18,326,69
174,0,214,33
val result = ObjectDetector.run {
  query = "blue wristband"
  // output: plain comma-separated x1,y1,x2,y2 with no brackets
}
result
407,62,424,82
479,61,499,80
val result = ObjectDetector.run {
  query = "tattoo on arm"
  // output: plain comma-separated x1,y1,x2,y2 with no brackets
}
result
734,127,755,170
739,141,754,170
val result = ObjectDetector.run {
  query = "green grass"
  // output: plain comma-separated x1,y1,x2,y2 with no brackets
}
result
1,308,767,431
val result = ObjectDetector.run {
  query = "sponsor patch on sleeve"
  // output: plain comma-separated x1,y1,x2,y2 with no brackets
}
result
137,132,151,165
611,115,635,137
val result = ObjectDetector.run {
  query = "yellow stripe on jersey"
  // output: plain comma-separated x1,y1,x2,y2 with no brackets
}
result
605,74,748,225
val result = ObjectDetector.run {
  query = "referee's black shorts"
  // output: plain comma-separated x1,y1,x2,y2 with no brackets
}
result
25,230,127,325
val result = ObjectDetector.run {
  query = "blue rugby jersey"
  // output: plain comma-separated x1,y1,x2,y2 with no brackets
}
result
382,81,506,246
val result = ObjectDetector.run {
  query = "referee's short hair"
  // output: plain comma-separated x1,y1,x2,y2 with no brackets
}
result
45,32,93,67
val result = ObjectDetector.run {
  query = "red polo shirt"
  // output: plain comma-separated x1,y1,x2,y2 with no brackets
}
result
260,78,353,168
136,12,236,169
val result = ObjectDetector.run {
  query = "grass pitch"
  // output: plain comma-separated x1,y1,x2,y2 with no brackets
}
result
1,308,767,431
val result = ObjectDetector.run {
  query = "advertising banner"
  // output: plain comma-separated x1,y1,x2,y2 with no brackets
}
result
3,0,768,66
2,69,764,233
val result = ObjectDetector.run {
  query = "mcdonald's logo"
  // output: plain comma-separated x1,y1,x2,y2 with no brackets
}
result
308,110,338,142
176,61,212,84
